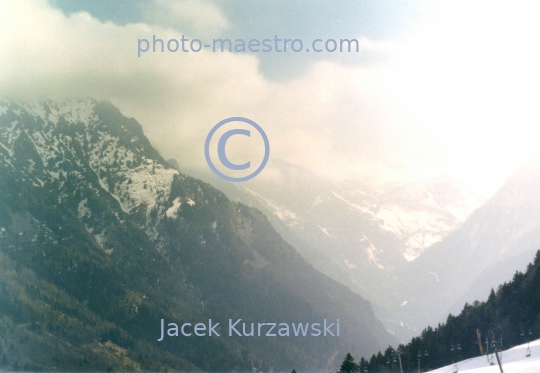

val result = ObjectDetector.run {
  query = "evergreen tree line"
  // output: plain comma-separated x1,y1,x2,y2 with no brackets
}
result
335,250,540,372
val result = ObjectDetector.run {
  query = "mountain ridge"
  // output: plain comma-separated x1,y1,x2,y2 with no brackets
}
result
0,98,395,371
178,159,484,341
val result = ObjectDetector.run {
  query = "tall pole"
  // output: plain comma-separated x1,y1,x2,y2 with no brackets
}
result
397,349,403,373
500,334,503,360
492,340,504,373
527,329,532,357
450,344,458,373
493,349,504,373
476,329,484,356
485,337,490,363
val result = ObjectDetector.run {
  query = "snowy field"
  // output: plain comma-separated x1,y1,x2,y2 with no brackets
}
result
427,338,540,372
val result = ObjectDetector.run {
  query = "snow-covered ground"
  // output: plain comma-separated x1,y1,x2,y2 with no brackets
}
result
428,339,540,372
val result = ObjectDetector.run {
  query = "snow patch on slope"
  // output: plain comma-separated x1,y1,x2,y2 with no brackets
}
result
365,242,385,269
375,207,451,261
111,163,177,214
78,199,91,219
332,191,370,213
166,197,182,219
316,224,333,238
428,339,540,373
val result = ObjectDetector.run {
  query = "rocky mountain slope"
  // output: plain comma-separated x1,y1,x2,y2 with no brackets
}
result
0,99,395,372
183,160,482,340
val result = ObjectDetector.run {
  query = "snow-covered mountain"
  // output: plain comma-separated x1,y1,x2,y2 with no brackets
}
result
375,176,483,261
188,161,482,272
182,160,483,339
396,155,540,334
0,98,396,371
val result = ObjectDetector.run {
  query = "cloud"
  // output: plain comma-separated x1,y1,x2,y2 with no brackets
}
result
140,0,229,37
0,0,397,179
2,0,540,196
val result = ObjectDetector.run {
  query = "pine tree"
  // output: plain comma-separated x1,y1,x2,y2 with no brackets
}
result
534,249,540,266
340,353,358,373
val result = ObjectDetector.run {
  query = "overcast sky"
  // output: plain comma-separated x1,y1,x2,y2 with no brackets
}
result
1,0,540,197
